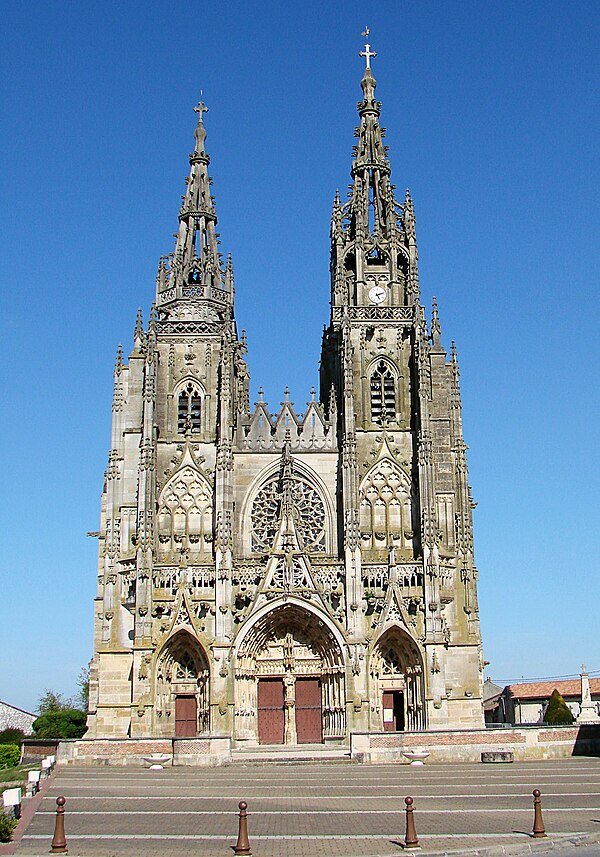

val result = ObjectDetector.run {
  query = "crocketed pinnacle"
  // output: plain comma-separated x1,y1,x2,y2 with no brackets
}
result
431,296,442,350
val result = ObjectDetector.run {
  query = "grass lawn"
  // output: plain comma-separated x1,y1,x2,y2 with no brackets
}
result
0,764,38,789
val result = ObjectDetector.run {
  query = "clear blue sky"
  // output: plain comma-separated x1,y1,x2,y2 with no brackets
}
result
1,1,598,714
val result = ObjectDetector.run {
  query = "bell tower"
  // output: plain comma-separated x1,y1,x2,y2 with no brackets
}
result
321,36,484,728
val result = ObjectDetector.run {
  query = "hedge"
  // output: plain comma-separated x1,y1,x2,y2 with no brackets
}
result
0,745,20,769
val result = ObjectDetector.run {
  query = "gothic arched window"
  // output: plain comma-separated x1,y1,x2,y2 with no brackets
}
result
177,382,202,434
370,361,396,423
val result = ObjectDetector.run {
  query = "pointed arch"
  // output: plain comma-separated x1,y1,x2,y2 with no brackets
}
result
370,626,426,731
157,457,213,560
174,377,206,435
154,629,210,735
359,457,414,552
368,358,397,423
233,599,347,742
242,461,334,555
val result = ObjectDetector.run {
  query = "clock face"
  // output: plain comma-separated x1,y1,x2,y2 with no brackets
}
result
369,285,386,304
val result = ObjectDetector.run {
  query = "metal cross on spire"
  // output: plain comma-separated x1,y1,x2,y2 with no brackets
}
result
360,27,377,69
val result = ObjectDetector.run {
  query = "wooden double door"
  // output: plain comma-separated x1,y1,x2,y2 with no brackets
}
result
257,677,322,745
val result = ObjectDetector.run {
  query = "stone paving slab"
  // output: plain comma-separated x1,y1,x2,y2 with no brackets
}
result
15,758,600,857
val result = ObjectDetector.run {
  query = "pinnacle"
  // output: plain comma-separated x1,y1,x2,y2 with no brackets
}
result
114,344,123,375
431,296,442,350
134,307,143,338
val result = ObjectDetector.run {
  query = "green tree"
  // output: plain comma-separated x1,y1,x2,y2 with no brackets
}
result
543,689,575,724
37,689,66,714
32,709,87,739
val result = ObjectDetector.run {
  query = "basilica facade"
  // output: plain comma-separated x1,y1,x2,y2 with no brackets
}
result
87,51,485,745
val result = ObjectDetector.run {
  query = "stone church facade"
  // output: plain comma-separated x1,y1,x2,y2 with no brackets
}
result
87,51,485,745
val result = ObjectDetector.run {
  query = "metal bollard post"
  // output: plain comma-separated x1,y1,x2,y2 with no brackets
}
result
50,796,68,853
532,789,547,838
234,800,251,856
403,796,420,849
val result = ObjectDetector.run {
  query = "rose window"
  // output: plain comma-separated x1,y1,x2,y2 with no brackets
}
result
251,476,326,552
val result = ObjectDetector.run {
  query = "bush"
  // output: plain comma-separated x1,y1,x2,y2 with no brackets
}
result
0,728,25,746
0,812,18,843
543,689,575,724
32,709,87,739
0,745,20,769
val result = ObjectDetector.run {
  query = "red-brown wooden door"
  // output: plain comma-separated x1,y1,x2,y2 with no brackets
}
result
257,679,285,745
296,678,322,744
175,695,197,737
382,691,404,731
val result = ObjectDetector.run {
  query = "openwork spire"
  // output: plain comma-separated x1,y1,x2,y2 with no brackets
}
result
329,33,420,310
156,98,234,313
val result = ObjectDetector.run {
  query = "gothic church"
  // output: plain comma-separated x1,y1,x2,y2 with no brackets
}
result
87,46,485,745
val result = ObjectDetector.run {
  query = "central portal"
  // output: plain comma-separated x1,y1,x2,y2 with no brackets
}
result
235,604,346,745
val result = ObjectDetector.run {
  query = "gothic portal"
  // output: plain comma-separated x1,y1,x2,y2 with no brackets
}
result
87,45,485,744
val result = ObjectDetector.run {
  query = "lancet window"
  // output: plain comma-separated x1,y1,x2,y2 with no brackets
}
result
370,361,396,423
177,382,202,434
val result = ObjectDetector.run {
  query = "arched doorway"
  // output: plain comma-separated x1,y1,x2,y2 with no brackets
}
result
234,604,345,745
370,627,425,731
155,631,210,736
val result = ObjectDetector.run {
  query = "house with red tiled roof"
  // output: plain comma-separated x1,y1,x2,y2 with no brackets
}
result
497,678,600,725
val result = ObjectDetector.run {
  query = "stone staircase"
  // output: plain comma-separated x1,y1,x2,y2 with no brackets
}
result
231,743,356,765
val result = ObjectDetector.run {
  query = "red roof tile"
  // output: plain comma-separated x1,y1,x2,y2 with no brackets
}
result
505,679,600,699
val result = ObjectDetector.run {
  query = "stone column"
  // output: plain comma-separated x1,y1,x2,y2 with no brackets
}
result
283,674,297,745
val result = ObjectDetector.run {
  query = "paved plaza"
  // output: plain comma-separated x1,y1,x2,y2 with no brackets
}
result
16,757,600,856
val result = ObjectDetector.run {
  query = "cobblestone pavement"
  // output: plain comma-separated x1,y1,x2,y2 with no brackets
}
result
16,757,600,856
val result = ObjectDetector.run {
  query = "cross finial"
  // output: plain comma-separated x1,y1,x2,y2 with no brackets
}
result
360,27,377,69
194,99,208,117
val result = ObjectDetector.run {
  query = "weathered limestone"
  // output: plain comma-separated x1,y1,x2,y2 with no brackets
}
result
87,45,485,750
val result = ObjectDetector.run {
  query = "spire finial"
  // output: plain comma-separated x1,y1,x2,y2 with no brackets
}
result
360,28,377,70
193,98,209,155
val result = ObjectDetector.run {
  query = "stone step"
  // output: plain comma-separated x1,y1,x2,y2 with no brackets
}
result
231,744,356,765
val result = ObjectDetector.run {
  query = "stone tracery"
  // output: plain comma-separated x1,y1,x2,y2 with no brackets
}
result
251,474,326,553
157,465,213,558
359,458,414,551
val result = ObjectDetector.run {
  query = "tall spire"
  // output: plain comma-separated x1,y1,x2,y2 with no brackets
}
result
329,32,420,310
155,98,233,316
